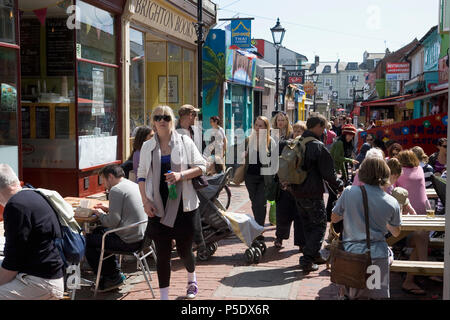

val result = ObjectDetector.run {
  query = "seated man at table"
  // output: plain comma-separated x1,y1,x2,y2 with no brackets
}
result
0,164,64,300
85,164,148,292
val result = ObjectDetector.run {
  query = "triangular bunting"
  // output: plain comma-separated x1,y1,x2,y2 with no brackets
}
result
33,7,47,26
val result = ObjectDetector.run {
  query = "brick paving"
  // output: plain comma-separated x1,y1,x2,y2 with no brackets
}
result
1,184,443,300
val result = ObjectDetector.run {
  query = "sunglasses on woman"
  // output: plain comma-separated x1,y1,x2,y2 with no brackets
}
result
154,115,171,122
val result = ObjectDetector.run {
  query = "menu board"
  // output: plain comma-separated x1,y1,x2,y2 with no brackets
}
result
20,19,41,76
36,106,50,139
55,106,70,139
46,18,74,76
21,106,31,139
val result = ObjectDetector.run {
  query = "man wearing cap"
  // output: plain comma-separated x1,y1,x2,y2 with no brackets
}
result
176,104,204,153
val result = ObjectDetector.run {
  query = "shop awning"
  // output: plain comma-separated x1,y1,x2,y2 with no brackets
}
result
401,86,448,103
360,94,414,107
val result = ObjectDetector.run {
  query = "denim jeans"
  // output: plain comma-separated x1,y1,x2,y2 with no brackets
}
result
295,198,327,265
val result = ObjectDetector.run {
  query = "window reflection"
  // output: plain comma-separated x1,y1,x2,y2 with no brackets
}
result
130,28,145,135
0,0,15,44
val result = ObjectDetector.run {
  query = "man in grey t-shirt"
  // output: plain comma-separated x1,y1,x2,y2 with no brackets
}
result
85,164,148,292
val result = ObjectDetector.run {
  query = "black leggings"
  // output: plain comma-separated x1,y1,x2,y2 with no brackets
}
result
147,209,197,289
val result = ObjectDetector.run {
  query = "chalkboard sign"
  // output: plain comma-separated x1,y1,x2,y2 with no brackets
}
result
21,106,31,139
20,19,41,76
46,18,74,76
36,106,50,139
55,106,70,139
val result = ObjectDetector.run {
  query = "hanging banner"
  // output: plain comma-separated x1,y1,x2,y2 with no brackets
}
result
358,113,448,156
386,62,410,81
33,7,48,26
231,19,252,49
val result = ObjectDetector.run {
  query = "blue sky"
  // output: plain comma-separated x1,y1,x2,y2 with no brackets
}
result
214,0,440,63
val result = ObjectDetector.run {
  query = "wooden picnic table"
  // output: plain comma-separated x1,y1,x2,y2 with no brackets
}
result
387,215,445,246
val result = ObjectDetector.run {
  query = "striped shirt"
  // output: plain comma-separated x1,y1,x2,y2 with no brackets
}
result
420,162,434,189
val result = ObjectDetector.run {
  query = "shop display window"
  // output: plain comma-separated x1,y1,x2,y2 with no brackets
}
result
0,46,19,174
76,0,116,65
0,0,15,44
20,3,77,169
130,28,145,134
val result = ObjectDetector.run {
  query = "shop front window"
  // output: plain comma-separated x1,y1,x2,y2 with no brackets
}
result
0,46,18,174
0,0,15,44
20,3,77,169
183,49,194,105
147,41,167,119
77,0,116,64
130,28,145,135
76,2,118,169
167,43,182,111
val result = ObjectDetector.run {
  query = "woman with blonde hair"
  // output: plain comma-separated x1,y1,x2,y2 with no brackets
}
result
411,146,434,189
272,111,293,141
137,105,206,300
243,116,275,237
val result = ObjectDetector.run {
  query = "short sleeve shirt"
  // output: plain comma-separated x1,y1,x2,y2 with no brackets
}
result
333,185,401,259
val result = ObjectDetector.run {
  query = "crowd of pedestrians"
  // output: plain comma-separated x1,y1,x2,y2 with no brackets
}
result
0,104,446,301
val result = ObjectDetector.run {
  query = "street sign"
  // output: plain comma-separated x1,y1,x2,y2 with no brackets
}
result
231,19,252,48
286,70,305,84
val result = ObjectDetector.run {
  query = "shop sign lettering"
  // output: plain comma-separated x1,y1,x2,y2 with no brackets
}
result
133,0,196,44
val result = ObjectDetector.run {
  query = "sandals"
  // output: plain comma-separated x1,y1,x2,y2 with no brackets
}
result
274,239,283,248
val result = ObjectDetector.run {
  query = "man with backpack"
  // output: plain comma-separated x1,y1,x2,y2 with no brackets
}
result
0,164,65,300
281,115,343,273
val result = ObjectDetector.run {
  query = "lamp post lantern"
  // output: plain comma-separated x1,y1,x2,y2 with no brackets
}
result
271,18,286,112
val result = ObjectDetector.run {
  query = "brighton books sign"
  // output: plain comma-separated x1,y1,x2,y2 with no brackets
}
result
132,0,197,45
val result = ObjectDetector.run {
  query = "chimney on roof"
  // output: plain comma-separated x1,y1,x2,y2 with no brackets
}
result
315,55,320,67
385,48,390,55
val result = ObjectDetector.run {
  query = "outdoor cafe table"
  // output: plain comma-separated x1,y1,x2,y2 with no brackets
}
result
64,197,109,234
426,188,438,199
387,215,445,246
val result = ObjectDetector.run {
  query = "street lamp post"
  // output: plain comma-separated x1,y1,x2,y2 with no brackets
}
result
312,73,319,112
271,18,285,113
351,76,364,114
194,0,205,111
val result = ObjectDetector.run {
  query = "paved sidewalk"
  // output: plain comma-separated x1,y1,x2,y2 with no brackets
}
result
72,184,444,300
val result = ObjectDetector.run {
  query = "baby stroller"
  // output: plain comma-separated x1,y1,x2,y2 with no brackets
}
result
193,167,267,263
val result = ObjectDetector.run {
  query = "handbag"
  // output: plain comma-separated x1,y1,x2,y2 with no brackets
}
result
180,135,208,190
330,185,372,289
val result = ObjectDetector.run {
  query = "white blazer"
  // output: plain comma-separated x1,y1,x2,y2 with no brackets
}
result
137,131,206,213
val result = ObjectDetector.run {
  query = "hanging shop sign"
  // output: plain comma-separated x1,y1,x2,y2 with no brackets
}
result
132,0,197,45
386,62,410,81
360,113,448,156
303,81,315,95
231,19,251,49
286,70,305,84
438,56,449,83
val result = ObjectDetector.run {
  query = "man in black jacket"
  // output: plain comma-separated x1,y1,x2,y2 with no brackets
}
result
286,115,343,272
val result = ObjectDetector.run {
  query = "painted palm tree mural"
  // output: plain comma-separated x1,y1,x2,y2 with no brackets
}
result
203,46,226,123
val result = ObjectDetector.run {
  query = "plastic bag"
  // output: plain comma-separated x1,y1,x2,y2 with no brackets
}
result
269,201,276,226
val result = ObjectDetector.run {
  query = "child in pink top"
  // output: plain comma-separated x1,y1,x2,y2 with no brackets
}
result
394,166,428,215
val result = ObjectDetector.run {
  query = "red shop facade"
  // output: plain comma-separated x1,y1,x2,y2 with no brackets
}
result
0,0,125,200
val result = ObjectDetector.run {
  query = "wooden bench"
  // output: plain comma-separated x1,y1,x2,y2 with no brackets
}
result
390,260,444,276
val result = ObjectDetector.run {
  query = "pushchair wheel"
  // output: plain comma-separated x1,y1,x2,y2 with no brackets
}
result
212,242,218,253
245,248,255,264
253,247,262,263
197,248,210,261
207,243,217,256
252,240,266,255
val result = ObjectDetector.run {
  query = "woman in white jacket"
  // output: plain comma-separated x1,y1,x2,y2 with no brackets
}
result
137,105,206,300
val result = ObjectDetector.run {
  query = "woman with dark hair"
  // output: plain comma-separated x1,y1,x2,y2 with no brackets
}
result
386,143,402,160
428,138,447,175
355,133,375,166
331,158,401,300
129,126,153,182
